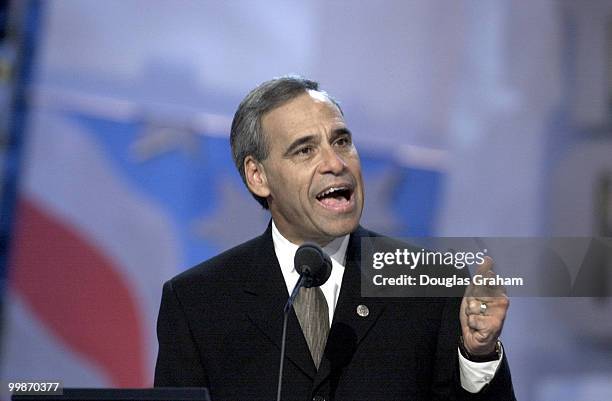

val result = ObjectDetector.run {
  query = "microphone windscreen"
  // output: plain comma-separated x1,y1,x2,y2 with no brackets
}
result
294,243,332,288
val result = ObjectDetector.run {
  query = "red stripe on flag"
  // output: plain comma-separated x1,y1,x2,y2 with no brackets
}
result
9,197,147,386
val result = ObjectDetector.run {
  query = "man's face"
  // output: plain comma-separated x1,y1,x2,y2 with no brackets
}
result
257,90,364,245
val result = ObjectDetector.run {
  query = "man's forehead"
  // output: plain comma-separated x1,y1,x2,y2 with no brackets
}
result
263,91,343,132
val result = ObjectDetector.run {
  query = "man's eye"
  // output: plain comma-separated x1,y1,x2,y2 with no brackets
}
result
335,137,351,147
295,146,314,156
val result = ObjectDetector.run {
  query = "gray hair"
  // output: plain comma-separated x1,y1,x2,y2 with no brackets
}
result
230,75,341,209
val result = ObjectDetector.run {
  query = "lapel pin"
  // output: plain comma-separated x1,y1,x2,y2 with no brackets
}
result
356,304,369,317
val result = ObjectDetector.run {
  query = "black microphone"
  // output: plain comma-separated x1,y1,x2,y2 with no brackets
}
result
294,244,333,289
276,243,332,401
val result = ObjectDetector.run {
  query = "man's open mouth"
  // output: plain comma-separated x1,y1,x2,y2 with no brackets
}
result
315,185,354,211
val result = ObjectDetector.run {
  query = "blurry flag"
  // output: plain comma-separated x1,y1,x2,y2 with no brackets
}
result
0,104,268,387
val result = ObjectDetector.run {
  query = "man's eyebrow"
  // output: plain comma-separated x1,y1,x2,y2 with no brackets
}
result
331,127,352,140
283,135,318,156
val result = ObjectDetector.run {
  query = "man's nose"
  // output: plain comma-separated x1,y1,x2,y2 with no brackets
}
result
318,146,346,175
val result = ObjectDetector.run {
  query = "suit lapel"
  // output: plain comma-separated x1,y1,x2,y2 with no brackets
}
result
242,224,317,379
314,227,386,390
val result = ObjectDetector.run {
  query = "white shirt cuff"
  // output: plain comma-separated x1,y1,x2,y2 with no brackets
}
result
458,344,504,393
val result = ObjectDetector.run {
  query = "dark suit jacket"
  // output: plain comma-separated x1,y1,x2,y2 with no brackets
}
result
155,225,515,401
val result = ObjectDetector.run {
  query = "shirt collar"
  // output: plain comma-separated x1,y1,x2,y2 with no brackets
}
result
271,220,350,273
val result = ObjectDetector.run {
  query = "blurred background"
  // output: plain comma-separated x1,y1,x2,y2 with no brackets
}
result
1,0,612,399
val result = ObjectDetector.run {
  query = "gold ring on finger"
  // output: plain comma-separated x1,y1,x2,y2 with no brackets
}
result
479,302,488,316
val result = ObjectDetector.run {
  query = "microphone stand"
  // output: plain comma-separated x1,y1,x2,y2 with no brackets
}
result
276,275,306,401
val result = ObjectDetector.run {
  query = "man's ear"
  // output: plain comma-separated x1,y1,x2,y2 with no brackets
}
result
244,156,271,199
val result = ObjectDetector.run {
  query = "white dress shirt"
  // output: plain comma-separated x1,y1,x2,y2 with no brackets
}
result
272,221,348,324
271,221,502,393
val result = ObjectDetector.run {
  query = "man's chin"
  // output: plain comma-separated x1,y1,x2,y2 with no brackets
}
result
317,219,360,240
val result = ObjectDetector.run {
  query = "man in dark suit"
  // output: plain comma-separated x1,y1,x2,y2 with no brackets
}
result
155,76,516,400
